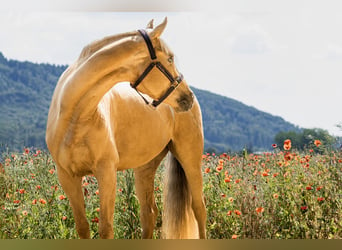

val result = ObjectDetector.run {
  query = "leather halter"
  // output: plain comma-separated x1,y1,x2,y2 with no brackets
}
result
131,29,184,107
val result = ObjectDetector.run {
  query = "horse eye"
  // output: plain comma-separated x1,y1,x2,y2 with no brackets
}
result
168,56,174,63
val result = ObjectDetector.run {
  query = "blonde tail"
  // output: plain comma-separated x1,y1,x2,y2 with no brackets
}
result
162,153,198,239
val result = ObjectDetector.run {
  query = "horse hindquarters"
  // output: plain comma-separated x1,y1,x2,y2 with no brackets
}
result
162,153,198,239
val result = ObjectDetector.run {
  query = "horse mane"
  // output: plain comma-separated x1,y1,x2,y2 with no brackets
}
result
77,31,138,66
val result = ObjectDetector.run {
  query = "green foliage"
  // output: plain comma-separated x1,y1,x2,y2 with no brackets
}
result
1,147,341,239
275,128,336,151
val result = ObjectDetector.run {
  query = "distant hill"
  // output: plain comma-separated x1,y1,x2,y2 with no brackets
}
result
0,52,67,151
0,52,300,153
192,87,300,152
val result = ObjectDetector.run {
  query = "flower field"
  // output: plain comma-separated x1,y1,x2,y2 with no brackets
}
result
0,140,341,239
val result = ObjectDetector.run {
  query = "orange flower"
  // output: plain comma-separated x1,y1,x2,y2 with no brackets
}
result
284,152,293,161
232,234,239,239
216,165,223,172
32,199,37,205
234,210,242,216
283,139,292,150
314,140,322,147
39,198,47,204
49,169,55,174
273,193,279,199
204,167,210,174
256,207,264,214
224,177,231,183
62,216,67,221
59,195,66,200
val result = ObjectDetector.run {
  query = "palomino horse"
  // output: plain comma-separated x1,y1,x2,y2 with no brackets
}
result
46,18,206,239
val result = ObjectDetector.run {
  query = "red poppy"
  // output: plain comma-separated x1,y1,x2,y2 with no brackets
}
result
224,177,231,183
234,210,242,216
232,234,238,239
216,165,223,172
256,207,264,214
91,217,99,223
314,140,322,147
300,206,308,211
59,195,66,200
283,139,292,150
39,198,47,204
262,172,269,177
284,152,293,161
272,144,277,148
306,186,312,191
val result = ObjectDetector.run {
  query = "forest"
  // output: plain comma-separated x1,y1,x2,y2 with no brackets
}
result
1,51,337,154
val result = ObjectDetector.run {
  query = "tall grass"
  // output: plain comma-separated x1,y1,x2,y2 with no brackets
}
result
0,141,341,239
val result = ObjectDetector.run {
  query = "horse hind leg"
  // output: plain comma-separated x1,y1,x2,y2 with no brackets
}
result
57,166,90,239
134,148,168,239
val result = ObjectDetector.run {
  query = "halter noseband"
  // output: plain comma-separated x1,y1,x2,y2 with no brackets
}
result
131,29,184,107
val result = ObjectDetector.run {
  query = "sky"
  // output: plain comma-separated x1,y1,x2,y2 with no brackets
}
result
0,0,341,136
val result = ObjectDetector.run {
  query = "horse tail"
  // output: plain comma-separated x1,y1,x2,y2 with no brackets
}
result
162,152,198,239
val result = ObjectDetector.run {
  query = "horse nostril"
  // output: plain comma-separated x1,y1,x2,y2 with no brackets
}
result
177,94,193,111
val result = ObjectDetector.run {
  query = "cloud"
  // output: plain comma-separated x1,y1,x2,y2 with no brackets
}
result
230,25,273,55
325,44,342,61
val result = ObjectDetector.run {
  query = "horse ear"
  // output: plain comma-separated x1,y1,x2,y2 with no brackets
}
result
150,17,167,39
146,19,154,29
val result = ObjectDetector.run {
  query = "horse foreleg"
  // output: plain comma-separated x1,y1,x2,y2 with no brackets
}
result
134,149,168,238
57,166,90,239
95,161,117,239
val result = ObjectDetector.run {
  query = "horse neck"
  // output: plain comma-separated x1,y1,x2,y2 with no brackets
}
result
47,32,142,145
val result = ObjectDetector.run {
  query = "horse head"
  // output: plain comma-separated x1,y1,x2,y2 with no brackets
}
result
131,18,194,112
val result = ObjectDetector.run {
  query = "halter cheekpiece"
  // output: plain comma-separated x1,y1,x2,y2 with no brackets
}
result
131,29,184,107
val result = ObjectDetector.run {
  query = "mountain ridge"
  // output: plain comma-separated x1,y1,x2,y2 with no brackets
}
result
0,52,300,153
